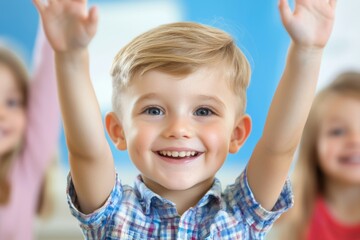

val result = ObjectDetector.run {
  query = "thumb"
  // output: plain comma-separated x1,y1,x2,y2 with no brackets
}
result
33,0,45,14
87,6,99,37
278,0,292,26
329,0,337,9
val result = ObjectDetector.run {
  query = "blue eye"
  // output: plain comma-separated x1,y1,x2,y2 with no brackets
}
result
144,107,164,116
194,107,213,116
328,128,345,137
6,99,22,108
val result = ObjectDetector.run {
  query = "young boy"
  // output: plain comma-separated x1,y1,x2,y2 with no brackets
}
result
34,0,336,239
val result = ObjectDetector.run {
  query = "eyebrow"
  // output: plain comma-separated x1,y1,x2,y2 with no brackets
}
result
2,88,22,98
196,94,227,109
134,93,227,109
324,116,348,125
134,93,161,105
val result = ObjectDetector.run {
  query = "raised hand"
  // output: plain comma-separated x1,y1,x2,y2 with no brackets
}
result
279,0,336,49
33,0,98,52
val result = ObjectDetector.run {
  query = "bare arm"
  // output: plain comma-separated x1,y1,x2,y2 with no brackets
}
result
24,24,60,175
33,0,115,213
247,0,336,210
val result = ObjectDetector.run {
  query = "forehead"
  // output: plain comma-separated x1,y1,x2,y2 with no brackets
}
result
0,64,20,93
319,94,360,124
129,66,235,99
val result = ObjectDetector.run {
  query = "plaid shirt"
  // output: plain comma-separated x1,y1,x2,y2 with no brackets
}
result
67,169,293,239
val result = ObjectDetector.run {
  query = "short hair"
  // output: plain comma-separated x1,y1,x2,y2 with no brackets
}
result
111,22,251,115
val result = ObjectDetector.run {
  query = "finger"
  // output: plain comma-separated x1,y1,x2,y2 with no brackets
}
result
278,0,292,25
87,6,99,37
32,0,45,13
88,6,98,24
329,0,337,9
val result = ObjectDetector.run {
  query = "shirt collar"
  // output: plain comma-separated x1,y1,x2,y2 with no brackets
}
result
134,175,222,216
134,175,177,216
196,178,222,208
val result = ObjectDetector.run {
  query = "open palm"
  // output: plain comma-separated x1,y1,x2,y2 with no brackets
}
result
33,0,98,52
279,0,336,48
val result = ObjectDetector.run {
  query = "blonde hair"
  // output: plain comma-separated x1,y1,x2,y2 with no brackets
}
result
111,22,251,115
0,46,29,204
277,71,360,240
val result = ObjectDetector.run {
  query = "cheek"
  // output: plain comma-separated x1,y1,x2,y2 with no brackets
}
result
200,123,231,150
318,136,336,157
317,136,338,169
127,122,157,154
317,137,327,160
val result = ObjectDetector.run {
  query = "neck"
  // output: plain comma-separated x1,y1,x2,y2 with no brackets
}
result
143,177,214,215
324,177,360,224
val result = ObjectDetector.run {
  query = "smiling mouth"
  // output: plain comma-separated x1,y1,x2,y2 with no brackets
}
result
157,151,201,158
340,156,360,164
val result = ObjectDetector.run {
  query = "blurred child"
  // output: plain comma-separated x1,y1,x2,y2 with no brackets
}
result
34,0,336,239
0,26,60,239
272,72,360,240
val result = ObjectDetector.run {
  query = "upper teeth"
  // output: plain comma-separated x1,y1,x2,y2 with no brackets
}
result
159,151,196,157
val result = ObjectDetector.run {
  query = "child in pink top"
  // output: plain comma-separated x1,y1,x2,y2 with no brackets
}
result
0,25,60,240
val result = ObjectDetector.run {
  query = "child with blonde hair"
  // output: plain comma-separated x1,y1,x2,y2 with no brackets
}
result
0,26,59,239
273,71,360,240
33,0,336,238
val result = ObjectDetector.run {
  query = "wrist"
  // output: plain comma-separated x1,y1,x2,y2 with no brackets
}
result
290,42,324,56
55,48,88,59
55,49,90,72
55,49,89,64
289,42,324,62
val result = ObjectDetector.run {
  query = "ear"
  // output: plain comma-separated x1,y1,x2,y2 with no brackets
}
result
105,112,127,150
229,114,252,153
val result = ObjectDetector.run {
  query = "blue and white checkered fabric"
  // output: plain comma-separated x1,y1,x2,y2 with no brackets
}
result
67,168,293,239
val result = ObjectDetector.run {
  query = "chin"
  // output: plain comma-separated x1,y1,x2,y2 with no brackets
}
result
154,176,194,191
163,177,210,192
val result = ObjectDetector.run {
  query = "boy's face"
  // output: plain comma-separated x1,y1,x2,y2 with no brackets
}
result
107,66,251,194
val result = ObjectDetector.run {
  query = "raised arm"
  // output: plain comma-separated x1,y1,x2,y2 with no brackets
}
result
247,0,336,210
23,24,60,176
33,0,115,213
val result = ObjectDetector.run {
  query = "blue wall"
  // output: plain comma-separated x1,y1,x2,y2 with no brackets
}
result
0,1,39,65
0,0,290,170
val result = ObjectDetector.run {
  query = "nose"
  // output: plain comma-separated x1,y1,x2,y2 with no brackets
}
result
163,116,193,139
